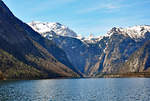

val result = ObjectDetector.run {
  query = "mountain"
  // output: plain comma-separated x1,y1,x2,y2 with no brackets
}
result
30,22,150,77
0,0,79,79
28,21,77,37
95,26,150,77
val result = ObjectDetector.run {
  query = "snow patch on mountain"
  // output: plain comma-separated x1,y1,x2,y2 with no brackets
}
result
80,34,104,43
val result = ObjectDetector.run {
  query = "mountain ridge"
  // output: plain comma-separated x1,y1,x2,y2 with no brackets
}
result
29,21,150,40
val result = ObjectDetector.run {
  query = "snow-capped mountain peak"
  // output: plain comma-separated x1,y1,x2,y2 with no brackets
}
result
28,21,77,37
107,25,150,39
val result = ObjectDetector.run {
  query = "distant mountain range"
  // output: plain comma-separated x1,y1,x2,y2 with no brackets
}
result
0,0,150,79
29,22,150,77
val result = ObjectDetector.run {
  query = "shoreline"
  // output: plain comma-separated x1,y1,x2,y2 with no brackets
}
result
1,73,150,81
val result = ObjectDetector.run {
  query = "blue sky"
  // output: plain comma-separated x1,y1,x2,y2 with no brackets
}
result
3,0,150,37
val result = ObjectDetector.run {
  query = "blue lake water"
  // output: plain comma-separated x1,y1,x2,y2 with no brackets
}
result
0,78,150,101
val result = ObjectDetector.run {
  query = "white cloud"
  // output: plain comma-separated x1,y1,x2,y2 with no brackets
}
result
77,1,124,14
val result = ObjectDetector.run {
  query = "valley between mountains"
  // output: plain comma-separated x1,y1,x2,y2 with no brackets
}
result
0,0,150,79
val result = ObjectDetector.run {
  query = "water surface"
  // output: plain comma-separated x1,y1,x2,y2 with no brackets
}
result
0,78,150,101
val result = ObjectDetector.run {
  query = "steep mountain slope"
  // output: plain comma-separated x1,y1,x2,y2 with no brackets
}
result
0,49,46,79
0,0,79,79
0,70,3,80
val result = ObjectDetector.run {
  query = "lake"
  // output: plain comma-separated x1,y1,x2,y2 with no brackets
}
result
0,78,150,101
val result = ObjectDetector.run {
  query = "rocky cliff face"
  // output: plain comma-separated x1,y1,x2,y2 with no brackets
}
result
0,0,79,79
120,41,150,73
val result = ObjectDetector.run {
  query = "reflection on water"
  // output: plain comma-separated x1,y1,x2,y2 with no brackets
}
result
0,78,150,101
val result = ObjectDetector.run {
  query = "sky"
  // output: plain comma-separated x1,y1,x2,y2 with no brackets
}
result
3,0,150,37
